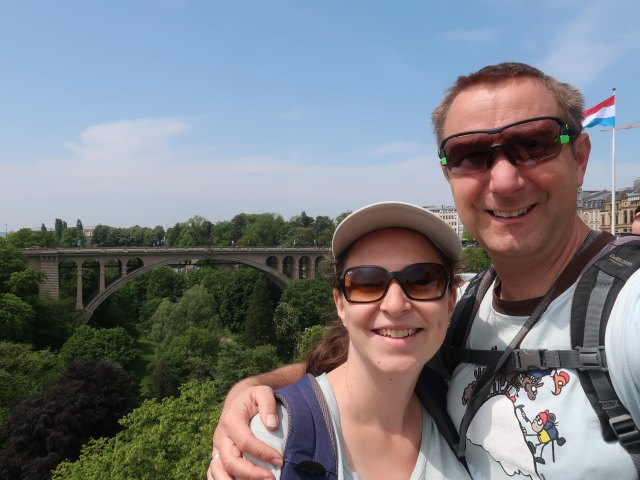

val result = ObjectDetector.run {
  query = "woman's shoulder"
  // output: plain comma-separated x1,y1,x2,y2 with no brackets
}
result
248,402,289,453
244,403,289,479
419,408,471,480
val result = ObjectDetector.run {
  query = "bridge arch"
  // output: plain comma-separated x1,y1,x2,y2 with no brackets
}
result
82,255,293,319
21,246,332,321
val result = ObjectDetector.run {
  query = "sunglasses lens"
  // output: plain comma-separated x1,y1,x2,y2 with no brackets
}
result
402,264,448,300
442,118,564,175
341,264,449,303
508,120,563,164
445,134,492,174
343,267,388,302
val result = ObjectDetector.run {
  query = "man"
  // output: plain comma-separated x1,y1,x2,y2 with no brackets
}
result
632,205,640,235
208,63,640,479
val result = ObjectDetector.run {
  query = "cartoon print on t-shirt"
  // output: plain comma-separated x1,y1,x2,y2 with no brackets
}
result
516,406,567,464
461,368,572,478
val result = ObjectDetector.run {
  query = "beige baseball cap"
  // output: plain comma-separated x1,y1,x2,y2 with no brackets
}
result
332,201,462,260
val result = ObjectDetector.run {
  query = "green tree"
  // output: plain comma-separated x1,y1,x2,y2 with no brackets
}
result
145,266,185,301
30,297,75,350
242,273,275,347
214,342,280,400
334,211,352,227
0,242,27,291
273,302,300,361
278,278,333,330
218,268,260,332
0,293,34,342
171,283,219,330
6,228,55,248
229,214,248,244
6,268,43,299
0,359,134,480
136,297,164,335
146,358,179,399
0,341,61,425
184,267,230,303
165,222,182,246
54,218,66,242
59,325,139,369
60,227,85,247
461,246,491,273
90,224,110,246
210,220,231,245
148,298,176,343
238,213,288,246
173,216,213,246
143,225,165,246
314,215,335,246
290,210,314,228
153,326,219,385
461,229,477,246
51,380,219,480
294,324,330,362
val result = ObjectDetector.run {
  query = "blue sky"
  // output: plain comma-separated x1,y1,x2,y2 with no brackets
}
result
3,0,640,230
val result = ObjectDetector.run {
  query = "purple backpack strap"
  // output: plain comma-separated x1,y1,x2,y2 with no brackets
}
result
275,374,338,480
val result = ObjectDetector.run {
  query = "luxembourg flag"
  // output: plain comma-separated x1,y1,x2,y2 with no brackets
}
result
582,95,615,128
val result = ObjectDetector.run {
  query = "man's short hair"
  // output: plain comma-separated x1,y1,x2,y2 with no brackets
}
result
634,205,640,216
431,62,585,143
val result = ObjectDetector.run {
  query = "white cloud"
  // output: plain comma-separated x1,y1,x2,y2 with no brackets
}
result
368,141,424,156
539,2,640,86
3,118,452,228
64,118,190,159
278,107,303,119
442,27,499,45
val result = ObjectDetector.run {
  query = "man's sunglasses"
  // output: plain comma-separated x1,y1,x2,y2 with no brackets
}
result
438,116,576,176
339,263,450,303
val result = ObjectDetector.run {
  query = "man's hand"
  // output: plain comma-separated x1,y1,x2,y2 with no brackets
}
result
207,363,305,480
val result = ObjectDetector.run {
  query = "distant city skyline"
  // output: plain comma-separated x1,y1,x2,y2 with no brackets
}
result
8,182,639,234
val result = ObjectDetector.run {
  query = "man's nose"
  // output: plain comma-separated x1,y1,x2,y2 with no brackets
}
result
488,147,524,195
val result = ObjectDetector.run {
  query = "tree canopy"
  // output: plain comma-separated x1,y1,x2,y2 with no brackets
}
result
0,359,134,480
51,380,219,480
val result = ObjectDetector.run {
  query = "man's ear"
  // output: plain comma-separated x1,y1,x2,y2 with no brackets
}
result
573,133,591,187
441,164,451,182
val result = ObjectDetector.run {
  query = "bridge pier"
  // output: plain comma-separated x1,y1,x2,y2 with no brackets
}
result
28,254,61,300
75,265,84,310
99,261,106,293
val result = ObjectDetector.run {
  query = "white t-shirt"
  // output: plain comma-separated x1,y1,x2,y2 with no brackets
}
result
245,373,470,480
447,269,640,480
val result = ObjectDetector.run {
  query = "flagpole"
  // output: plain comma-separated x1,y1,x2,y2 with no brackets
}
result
611,88,617,235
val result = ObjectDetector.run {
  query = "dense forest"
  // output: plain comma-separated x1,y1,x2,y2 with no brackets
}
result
0,212,489,479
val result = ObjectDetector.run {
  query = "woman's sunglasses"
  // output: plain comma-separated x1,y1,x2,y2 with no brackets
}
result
438,116,576,176
339,263,450,303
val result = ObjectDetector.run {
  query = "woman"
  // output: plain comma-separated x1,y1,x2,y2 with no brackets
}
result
242,201,469,480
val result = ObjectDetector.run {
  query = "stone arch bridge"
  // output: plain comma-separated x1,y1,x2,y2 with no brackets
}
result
22,246,331,320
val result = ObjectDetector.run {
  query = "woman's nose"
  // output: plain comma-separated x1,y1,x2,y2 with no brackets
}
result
379,280,411,316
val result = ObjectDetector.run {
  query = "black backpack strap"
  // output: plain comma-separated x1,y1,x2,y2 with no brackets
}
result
571,238,640,472
454,346,607,371
414,365,470,473
275,374,338,479
442,266,496,374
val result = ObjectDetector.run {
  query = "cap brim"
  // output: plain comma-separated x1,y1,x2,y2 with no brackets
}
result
332,201,462,260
